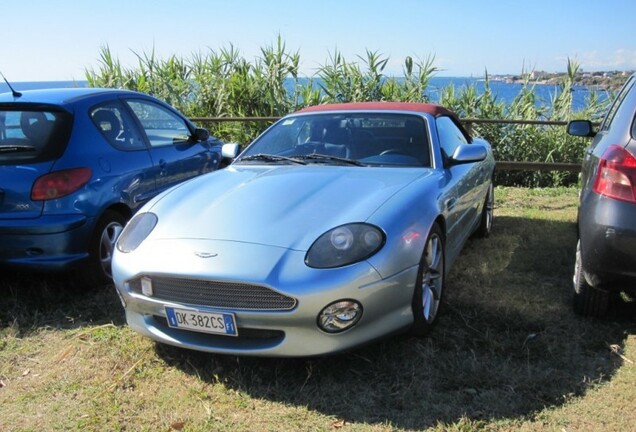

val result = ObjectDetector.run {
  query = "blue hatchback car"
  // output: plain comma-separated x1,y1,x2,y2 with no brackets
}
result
0,88,222,284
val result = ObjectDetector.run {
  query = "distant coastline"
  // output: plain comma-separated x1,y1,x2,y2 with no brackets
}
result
0,80,88,92
489,70,633,92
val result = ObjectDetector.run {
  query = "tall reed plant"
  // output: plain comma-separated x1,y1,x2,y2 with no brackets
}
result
85,41,613,187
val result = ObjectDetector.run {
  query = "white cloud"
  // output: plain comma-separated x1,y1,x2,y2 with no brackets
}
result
612,49,636,68
570,49,636,71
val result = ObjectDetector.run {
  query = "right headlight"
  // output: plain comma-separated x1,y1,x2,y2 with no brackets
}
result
116,212,158,253
317,300,363,333
305,223,385,268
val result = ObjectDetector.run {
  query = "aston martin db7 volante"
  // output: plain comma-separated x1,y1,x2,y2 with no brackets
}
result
112,102,495,357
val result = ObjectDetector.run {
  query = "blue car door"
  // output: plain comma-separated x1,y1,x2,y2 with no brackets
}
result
89,102,157,207
124,99,218,194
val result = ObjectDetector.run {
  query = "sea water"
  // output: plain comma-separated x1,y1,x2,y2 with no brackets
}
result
1,77,606,112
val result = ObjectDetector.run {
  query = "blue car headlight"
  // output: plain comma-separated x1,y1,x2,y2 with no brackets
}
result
306,223,385,268
116,212,158,253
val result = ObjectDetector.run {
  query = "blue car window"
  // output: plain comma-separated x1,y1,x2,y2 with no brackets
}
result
91,104,146,151
0,109,72,164
125,100,191,148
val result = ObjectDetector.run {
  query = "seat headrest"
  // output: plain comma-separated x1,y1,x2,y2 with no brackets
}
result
20,112,53,143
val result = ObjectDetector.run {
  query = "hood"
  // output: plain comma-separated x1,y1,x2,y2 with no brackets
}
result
147,164,431,251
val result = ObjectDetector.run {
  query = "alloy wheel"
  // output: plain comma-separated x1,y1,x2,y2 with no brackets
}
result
421,232,444,323
99,221,124,278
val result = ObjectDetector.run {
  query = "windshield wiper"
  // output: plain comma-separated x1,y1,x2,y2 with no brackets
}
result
239,153,307,165
0,144,36,153
295,154,365,166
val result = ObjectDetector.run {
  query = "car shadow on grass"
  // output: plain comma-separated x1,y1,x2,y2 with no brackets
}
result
0,270,125,336
156,215,635,430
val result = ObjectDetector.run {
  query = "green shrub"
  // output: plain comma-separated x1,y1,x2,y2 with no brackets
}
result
85,42,612,186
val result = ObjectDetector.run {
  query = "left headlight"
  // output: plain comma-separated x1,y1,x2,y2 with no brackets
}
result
306,223,385,269
116,212,158,253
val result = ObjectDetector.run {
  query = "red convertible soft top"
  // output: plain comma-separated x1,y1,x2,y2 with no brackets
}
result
298,102,456,118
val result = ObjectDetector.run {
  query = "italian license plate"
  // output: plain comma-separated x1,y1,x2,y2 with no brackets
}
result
165,307,238,337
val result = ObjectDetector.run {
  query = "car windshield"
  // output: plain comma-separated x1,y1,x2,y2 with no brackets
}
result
0,108,72,164
239,113,431,167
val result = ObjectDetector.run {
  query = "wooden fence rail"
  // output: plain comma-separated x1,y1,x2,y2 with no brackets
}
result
190,116,585,173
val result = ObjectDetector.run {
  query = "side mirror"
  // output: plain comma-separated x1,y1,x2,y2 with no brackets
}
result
567,120,595,138
193,127,210,142
222,143,241,159
448,143,487,166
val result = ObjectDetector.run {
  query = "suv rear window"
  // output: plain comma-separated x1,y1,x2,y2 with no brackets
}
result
0,109,72,164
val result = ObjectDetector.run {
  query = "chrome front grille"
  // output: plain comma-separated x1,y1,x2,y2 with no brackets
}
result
128,276,297,311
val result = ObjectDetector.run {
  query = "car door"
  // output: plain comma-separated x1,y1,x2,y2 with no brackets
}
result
124,99,217,194
436,116,483,257
89,102,157,207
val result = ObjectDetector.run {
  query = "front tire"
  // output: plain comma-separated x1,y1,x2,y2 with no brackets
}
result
411,223,445,336
573,239,609,318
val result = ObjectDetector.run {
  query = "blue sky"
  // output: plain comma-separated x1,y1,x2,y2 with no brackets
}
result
2,0,635,81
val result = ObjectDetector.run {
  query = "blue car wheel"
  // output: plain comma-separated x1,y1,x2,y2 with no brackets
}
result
80,210,127,286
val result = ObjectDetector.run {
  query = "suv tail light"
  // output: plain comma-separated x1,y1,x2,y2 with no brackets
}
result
593,145,636,203
31,168,92,201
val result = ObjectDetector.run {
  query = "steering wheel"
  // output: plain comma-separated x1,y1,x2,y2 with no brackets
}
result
380,148,407,156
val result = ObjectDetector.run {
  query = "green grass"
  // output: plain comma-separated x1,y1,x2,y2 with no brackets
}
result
1,187,635,431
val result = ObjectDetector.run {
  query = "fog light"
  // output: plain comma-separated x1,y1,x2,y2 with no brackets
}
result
317,300,362,333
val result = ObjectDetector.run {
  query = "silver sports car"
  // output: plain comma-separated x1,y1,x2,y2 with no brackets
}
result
112,102,495,357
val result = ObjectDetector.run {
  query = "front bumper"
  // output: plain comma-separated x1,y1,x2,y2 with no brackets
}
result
113,239,418,357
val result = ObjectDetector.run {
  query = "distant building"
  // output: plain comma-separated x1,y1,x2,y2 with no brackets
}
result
528,71,549,81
